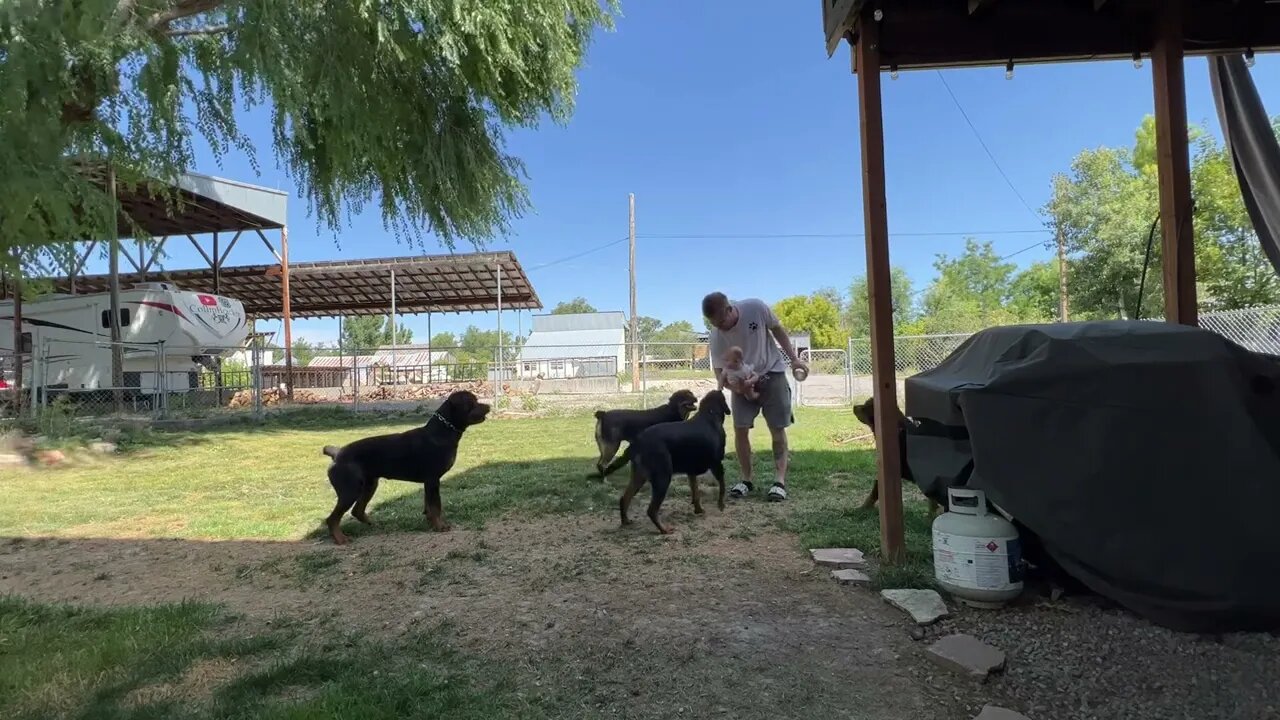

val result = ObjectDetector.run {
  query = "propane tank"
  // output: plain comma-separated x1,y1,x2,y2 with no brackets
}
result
932,488,1024,608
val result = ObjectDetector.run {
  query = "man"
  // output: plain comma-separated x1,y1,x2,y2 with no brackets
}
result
703,291,809,502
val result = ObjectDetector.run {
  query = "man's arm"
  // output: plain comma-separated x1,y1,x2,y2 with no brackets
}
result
713,367,726,391
768,322,802,365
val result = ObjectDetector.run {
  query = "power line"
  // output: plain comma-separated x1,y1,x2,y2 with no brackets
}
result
526,236,627,272
934,71,1041,221
636,229,1048,240
525,230,1051,276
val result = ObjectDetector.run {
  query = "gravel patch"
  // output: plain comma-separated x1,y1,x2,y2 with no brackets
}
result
942,597,1280,720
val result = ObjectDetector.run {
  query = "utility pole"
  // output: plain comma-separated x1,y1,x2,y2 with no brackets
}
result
629,193,639,393
1056,224,1070,322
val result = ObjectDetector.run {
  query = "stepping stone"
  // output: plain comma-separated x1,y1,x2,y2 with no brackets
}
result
881,588,949,625
809,548,866,569
830,568,872,585
927,634,1007,679
973,705,1031,720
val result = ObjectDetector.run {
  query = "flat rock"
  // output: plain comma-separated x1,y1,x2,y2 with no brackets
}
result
973,706,1030,720
927,634,1007,679
809,548,866,569
0,453,26,467
830,568,872,585
881,588,949,625
88,441,118,454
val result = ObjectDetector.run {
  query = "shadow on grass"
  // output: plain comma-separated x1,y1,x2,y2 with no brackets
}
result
307,456,620,542
0,597,550,720
310,445,939,588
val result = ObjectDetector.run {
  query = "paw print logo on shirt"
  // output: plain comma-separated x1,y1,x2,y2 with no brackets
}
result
748,321,759,332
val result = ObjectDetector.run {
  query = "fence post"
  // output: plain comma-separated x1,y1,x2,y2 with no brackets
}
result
353,357,360,413
640,341,648,406
252,343,263,419
156,341,167,419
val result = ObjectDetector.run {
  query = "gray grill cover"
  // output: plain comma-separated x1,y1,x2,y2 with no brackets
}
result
902,321,1280,632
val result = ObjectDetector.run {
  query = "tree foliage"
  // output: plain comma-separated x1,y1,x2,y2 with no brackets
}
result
846,267,916,338
0,0,617,273
550,297,598,315
340,315,412,351
1048,114,1280,318
772,293,845,348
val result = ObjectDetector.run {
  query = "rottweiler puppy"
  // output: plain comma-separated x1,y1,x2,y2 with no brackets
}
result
604,389,731,534
853,397,942,518
588,389,698,479
321,390,490,544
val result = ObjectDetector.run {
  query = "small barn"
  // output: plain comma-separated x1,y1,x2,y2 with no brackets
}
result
517,312,626,379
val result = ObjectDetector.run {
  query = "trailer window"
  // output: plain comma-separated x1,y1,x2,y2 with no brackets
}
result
100,309,132,328
19,332,31,354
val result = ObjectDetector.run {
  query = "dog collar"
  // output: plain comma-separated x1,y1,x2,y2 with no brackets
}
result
431,412,460,434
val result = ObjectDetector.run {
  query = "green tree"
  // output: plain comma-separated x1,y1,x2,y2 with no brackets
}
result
429,332,458,350
846,267,916,338
916,239,1044,334
646,320,699,362
290,338,322,367
772,294,845,348
1047,114,1280,318
1008,260,1062,323
550,297,598,315
1,1,617,272
634,315,663,342
340,315,412,351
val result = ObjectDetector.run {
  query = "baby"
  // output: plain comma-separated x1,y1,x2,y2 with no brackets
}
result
721,345,762,401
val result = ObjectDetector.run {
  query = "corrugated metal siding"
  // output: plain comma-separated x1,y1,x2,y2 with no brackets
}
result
371,346,452,366
518,328,626,361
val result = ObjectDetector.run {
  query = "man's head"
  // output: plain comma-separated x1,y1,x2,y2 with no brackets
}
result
702,292,738,331
721,345,744,370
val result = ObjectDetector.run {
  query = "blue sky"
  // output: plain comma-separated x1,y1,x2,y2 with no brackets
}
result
80,1,1280,346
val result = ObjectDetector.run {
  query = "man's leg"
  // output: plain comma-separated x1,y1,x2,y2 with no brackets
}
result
760,373,794,502
729,390,760,498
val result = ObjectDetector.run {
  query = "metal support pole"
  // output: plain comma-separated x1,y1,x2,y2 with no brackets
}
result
281,227,294,401
496,263,503,401
390,268,398,390
107,162,124,414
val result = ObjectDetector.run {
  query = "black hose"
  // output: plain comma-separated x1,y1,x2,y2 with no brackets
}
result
1135,213,1161,320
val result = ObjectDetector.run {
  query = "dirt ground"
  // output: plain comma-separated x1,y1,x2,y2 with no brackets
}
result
0,508,1000,720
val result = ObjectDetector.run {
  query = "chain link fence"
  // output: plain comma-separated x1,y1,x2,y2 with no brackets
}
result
4,304,1278,424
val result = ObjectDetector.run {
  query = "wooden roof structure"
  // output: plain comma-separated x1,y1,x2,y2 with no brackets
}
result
821,0,1280,562
46,251,541,319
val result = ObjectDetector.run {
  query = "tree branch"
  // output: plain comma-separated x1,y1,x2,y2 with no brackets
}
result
148,0,226,32
163,24,230,37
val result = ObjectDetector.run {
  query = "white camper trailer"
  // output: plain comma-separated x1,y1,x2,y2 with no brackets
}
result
0,282,249,399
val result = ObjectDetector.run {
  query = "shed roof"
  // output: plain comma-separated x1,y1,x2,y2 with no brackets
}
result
41,250,541,319
370,345,453,366
531,311,626,333
518,327,626,361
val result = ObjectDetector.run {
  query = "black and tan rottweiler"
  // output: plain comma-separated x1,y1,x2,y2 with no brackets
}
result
320,390,491,544
853,397,942,518
602,389,731,534
588,389,698,479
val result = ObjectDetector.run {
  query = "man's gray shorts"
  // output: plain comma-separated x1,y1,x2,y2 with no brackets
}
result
729,371,793,430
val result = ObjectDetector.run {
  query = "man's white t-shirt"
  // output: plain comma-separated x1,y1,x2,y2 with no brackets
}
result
709,298,787,375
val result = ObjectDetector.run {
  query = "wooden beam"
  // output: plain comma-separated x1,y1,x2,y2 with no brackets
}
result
968,0,997,15
1151,0,1197,325
855,9,906,564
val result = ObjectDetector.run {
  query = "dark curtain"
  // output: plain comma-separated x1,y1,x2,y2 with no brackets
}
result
1209,55,1280,280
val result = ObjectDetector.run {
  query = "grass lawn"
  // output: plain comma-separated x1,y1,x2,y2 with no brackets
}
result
0,404,942,719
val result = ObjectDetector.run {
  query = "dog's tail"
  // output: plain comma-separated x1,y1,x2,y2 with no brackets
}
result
588,444,633,481
321,445,341,460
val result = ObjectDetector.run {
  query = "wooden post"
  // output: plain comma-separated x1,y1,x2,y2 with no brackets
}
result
212,232,223,405
1151,0,1197,325
281,227,293,401
629,193,639,392
855,12,906,563
1056,224,1070,322
107,162,124,413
